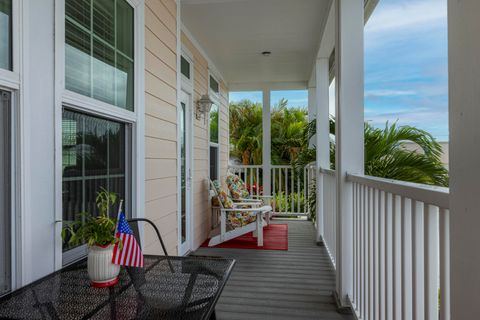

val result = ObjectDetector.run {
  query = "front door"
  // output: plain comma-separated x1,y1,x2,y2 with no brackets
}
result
0,90,11,296
179,91,192,255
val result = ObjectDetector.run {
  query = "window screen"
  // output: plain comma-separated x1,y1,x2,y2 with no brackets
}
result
65,0,134,111
62,109,131,252
209,104,218,144
209,146,218,181
0,0,12,70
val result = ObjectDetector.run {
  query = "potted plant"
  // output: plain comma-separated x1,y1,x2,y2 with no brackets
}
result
62,188,122,287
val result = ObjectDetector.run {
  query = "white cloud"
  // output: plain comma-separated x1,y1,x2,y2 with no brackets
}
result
365,0,447,34
365,89,416,98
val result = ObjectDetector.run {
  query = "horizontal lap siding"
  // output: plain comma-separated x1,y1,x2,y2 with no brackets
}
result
144,0,178,255
182,32,229,250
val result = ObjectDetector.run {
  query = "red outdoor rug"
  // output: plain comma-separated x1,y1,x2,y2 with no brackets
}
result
201,224,288,250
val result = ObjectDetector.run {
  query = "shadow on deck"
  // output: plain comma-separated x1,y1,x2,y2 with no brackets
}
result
194,220,354,320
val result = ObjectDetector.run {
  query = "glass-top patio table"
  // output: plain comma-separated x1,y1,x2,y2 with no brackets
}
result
0,255,235,320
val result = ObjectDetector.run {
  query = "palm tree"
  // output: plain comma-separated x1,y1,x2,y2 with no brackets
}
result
229,100,263,164
294,118,448,187
229,98,309,165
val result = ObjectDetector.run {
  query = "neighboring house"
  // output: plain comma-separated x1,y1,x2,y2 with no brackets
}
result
402,141,449,169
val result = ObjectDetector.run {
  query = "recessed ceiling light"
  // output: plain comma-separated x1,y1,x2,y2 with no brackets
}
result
261,51,271,56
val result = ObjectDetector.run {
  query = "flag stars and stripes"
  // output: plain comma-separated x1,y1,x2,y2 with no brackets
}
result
112,213,144,268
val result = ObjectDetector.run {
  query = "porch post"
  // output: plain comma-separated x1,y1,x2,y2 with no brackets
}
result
315,58,330,242
335,0,364,308
308,79,317,147
449,1,480,318
262,89,271,196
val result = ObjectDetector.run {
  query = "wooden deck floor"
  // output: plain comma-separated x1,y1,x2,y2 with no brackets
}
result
194,220,354,320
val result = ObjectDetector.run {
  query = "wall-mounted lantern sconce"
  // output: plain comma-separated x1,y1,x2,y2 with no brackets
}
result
195,94,213,123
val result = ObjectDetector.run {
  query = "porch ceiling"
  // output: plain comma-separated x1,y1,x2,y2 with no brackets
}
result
181,0,332,88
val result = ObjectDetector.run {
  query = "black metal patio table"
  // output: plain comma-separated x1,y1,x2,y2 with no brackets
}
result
0,255,235,320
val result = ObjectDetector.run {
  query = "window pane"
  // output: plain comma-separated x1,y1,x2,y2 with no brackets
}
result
65,0,90,30
65,0,134,111
116,53,134,110
62,110,130,252
209,104,218,143
92,38,115,105
93,0,115,46
209,146,218,181
65,20,91,97
181,56,190,79
210,76,219,93
116,0,134,59
0,0,12,70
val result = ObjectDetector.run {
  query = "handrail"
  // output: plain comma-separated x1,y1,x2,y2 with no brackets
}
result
347,173,449,209
320,167,335,176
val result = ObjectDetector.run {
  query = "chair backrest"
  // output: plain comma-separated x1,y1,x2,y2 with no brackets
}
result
127,218,173,273
210,179,234,209
225,174,251,200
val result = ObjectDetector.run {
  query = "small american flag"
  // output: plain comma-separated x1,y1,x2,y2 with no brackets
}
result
112,212,144,267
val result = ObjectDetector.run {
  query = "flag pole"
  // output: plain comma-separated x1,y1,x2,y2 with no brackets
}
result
115,200,124,234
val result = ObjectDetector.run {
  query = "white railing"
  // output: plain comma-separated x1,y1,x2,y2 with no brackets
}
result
228,164,313,216
318,167,337,267
347,173,450,320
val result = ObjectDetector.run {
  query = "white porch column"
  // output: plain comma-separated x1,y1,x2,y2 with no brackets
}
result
449,1,480,318
335,0,364,307
315,58,331,242
308,83,317,147
262,89,271,196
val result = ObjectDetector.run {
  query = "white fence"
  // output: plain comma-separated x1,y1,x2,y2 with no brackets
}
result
228,164,314,216
347,173,450,320
318,167,337,267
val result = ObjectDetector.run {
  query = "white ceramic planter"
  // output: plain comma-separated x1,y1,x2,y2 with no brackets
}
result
87,244,120,288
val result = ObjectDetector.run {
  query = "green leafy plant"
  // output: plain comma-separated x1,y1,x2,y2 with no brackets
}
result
62,188,121,247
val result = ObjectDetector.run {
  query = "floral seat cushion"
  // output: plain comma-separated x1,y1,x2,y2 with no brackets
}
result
226,174,251,200
212,179,256,228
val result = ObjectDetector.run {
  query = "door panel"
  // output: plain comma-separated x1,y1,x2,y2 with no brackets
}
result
0,90,11,296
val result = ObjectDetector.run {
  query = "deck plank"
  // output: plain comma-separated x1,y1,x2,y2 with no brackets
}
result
194,220,354,320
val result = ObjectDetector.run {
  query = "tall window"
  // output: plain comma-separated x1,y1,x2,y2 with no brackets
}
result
65,0,134,110
0,0,12,70
0,91,11,295
62,110,131,251
209,104,219,180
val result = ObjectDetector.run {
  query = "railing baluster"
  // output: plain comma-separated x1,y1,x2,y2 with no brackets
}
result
256,168,260,197
401,197,412,320
361,184,366,319
373,188,379,320
424,204,439,320
371,187,376,319
352,183,358,309
386,192,393,320
367,187,372,319
393,194,401,320
284,168,288,215
272,168,276,212
379,190,386,320
412,200,424,320
439,208,450,320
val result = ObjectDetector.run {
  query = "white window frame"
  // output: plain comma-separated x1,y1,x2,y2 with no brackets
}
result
208,71,221,181
0,0,26,293
177,46,194,255
54,0,145,268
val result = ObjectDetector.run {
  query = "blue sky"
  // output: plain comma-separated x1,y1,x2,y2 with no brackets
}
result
230,0,448,141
